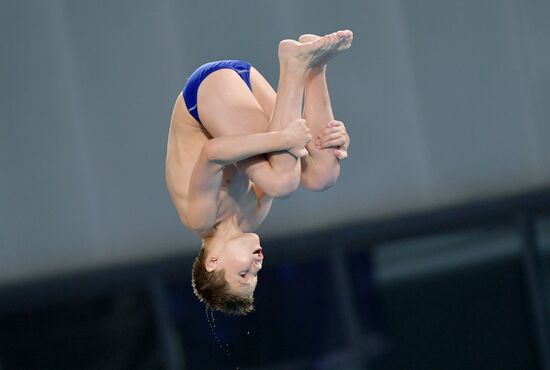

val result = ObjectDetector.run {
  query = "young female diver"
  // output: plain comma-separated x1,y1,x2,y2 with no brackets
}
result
166,30,353,315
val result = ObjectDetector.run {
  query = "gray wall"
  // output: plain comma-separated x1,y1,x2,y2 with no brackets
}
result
1,0,549,285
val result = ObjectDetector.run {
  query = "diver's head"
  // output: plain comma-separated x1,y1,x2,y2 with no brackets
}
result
191,231,263,315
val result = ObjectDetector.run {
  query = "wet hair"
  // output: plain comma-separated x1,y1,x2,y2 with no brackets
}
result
191,243,255,316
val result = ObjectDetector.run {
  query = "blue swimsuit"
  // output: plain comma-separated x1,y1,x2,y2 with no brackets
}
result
182,60,252,124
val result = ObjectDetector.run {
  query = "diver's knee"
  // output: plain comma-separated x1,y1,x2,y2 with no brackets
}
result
264,174,300,198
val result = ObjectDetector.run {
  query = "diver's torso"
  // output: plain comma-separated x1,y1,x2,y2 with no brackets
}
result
167,93,258,230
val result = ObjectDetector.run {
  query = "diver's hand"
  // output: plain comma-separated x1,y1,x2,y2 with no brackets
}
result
285,119,312,158
316,120,349,160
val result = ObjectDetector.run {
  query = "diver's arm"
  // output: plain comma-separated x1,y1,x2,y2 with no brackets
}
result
184,126,308,233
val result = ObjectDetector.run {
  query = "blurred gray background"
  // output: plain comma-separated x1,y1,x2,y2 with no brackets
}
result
2,1,550,370
1,0,549,287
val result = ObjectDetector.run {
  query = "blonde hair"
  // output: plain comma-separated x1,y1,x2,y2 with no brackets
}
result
191,239,255,315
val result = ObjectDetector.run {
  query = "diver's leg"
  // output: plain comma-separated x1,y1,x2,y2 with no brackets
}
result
298,31,353,190
300,32,352,150
198,31,350,196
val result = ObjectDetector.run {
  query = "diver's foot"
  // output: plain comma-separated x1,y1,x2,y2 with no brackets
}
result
297,30,353,68
278,30,353,72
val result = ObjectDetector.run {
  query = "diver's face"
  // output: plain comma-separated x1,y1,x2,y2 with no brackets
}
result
217,233,263,296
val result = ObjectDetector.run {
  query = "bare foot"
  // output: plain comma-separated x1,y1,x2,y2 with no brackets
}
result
278,30,353,71
298,30,353,68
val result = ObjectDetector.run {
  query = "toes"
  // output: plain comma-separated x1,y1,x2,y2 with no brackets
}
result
326,32,337,43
